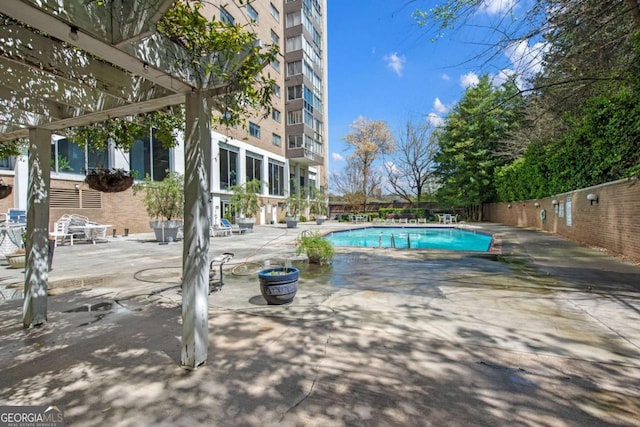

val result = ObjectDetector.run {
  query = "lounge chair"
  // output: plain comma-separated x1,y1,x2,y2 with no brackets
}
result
221,218,247,235
210,220,231,237
49,215,74,246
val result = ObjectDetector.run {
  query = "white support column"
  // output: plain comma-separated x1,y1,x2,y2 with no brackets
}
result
23,128,51,328
181,91,212,369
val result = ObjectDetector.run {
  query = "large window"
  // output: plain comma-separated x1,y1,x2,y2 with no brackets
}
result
219,145,238,190
51,138,85,174
268,160,284,196
130,129,170,181
51,138,110,175
0,156,15,170
246,152,262,182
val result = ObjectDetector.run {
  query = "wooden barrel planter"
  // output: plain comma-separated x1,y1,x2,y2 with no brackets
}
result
258,267,299,305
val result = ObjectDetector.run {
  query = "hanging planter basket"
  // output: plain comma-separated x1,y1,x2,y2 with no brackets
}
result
85,169,134,193
0,184,12,200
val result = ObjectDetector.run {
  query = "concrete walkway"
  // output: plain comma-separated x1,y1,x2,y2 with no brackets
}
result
0,223,639,426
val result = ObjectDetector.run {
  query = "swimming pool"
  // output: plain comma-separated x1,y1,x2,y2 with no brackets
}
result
324,227,493,252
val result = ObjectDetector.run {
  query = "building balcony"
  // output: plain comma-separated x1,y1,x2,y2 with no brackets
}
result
286,147,324,166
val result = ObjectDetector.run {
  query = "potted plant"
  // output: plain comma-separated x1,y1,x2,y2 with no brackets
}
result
85,167,134,193
5,231,26,269
285,185,308,228
229,179,261,232
296,231,334,264
257,266,299,304
310,187,328,225
133,171,184,242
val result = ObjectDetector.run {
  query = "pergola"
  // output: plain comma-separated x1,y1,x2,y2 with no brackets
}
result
0,0,241,368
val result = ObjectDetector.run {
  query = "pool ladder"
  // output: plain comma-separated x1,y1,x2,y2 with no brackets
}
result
381,233,411,249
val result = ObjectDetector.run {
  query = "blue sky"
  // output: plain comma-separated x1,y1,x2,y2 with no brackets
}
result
326,0,544,174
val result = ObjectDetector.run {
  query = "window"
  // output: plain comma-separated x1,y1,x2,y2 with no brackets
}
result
268,160,284,196
287,110,302,125
51,137,111,175
287,60,302,76
286,35,302,52
219,145,238,190
287,85,302,100
271,108,281,122
0,156,16,170
246,152,262,182
272,133,282,147
51,138,85,174
271,59,280,73
270,3,280,22
247,4,258,23
220,7,234,24
249,122,261,138
286,11,301,28
130,129,170,181
273,84,281,98
288,134,303,148
270,30,280,46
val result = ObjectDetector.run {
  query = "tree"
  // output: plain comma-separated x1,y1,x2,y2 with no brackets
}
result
384,120,439,203
342,116,394,213
434,75,525,219
330,156,383,213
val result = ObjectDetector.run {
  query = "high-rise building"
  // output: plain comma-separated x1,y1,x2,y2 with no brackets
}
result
201,0,329,225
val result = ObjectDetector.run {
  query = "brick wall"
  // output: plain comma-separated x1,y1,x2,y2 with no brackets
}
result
0,176,153,235
485,178,640,263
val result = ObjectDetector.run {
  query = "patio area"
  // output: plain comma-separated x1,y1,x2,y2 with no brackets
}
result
0,222,639,426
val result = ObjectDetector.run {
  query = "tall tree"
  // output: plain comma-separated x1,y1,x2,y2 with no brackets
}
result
434,75,525,219
342,116,394,213
384,120,438,203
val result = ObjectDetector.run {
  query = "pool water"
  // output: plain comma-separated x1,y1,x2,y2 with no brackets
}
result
324,227,493,252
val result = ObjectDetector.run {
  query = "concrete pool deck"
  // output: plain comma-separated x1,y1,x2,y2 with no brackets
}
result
0,222,639,426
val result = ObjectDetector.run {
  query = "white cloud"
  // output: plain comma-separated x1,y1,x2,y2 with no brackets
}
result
491,68,515,87
460,72,480,88
384,161,398,174
384,52,406,76
433,97,449,115
426,113,444,127
441,73,451,81
505,40,547,77
331,152,345,161
479,0,516,16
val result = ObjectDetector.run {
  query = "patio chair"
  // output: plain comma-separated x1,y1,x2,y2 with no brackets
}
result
49,215,74,247
210,220,231,237
221,218,247,235
0,209,27,224
66,214,110,243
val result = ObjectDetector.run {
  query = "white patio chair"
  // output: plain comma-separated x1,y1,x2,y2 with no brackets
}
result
49,215,74,247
